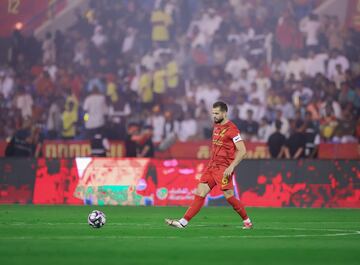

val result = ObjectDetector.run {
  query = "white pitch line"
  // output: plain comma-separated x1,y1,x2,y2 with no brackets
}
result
0,231,359,240
0,228,359,240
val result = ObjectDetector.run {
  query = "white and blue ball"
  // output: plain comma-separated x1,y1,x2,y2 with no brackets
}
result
88,210,106,228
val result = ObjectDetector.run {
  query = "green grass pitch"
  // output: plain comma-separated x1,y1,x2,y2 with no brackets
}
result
0,205,359,265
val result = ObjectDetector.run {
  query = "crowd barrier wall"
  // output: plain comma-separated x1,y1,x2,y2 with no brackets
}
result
0,158,359,208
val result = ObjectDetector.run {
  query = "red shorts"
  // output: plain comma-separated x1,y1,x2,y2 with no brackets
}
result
200,165,234,191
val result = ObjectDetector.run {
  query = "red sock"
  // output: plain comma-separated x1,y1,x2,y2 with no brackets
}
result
226,196,248,220
183,195,205,221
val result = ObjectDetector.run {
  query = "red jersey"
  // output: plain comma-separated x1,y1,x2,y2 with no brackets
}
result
209,120,243,167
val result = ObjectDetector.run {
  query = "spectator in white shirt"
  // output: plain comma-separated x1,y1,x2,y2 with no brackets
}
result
42,32,56,64
46,98,62,139
122,28,137,53
248,82,266,105
305,50,326,77
15,86,33,119
146,105,165,144
255,70,271,95
92,25,107,48
292,82,314,107
83,86,108,131
200,8,222,37
225,53,249,79
178,112,197,142
257,117,273,142
230,69,252,93
327,50,349,80
0,70,14,100
249,98,266,122
236,95,253,120
271,58,287,77
300,13,321,51
286,53,306,80
195,82,220,110
331,64,346,89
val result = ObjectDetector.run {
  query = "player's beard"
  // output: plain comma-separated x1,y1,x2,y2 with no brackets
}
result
214,117,224,124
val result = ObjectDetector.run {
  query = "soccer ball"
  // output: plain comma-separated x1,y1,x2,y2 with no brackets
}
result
88,210,106,228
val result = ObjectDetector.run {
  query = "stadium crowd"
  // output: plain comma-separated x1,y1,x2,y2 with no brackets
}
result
0,0,360,158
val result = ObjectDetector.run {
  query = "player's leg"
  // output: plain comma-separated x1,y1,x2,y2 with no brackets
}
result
223,189,253,229
165,182,212,228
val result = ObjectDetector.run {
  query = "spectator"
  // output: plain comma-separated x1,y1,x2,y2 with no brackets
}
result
0,70,15,100
138,66,154,107
42,32,56,64
83,86,108,136
331,64,346,90
327,49,349,80
271,109,290,137
225,53,249,79
91,25,107,48
303,111,319,158
304,49,326,77
333,111,357,143
146,105,165,144
151,5,173,44
319,106,338,141
5,119,42,157
196,109,212,139
178,111,197,142
285,119,306,159
61,101,78,140
90,129,110,157
152,62,166,104
267,120,287,158
241,109,259,141
300,13,321,52
137,125,155,158
15,86,33,120
286,53,306,81
258,117,273,143
46,97,62,139
125,123,140,158
326,16,343,50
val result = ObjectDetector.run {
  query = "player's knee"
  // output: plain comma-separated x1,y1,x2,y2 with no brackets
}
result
223,189,234,199
194,189,207,197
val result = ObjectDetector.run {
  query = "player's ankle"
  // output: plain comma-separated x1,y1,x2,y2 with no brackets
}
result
243,218,251,223
179,218,188,227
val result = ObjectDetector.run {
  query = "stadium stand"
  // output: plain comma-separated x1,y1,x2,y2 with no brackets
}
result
0,0,359,158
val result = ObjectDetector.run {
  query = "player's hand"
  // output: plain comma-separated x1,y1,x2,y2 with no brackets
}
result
223,166,234,178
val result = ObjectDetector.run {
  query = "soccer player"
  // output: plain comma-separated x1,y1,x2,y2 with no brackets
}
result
165,101,253,229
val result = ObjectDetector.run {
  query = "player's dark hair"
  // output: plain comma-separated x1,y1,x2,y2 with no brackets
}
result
213,101,228,112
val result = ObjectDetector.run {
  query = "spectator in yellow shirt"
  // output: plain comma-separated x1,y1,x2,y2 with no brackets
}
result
151,7,172,43
165,53,179,90
61,101,78,139
152,62,166,104
139,66,153,107
106,74,118,103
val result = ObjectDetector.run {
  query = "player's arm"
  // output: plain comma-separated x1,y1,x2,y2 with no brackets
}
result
224,140,247,177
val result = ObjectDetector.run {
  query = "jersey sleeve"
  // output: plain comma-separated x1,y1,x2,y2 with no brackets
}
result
228,128,243,143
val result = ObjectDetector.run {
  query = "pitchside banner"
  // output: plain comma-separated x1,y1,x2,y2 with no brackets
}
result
0,158,359,208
